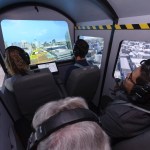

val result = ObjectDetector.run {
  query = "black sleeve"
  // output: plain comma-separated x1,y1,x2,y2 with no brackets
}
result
101,104,150,139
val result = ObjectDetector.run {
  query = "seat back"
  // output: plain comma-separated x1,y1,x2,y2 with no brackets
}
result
13,68,62,120
0,98,24,150
66,66,100,103
0,89,22,121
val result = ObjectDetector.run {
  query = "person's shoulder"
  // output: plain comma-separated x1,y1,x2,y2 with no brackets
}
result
4,74,22,92
4,77,14,92
105,99,150,119
5,77,12,83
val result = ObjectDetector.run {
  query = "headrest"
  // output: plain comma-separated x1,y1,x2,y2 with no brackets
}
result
66,66,100,102
13,68,62,120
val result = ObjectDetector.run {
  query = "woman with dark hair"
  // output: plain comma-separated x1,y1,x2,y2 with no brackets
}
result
4,46,30,92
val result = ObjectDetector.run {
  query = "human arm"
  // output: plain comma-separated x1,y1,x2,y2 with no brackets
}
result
101,103,150,139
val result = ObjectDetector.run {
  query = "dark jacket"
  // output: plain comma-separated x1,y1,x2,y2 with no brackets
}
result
101,90,150,141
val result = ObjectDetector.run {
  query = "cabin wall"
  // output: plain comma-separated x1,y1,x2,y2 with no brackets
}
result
77,20,113,26
76,16,150,104
118,15,150,24
103,15,150,97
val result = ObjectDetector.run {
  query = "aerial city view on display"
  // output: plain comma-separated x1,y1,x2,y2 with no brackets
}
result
80,36,104,68
114,40,150,80
1,20,73,65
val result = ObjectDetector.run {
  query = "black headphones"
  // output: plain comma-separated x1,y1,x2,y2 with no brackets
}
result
19,49,30,65
27,108,99,150
129,83,150,104
5,46,30,65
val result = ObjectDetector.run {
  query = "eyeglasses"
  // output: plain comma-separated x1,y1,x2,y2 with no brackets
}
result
126,72,136,85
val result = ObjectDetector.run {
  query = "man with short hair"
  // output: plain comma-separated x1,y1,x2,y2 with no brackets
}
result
32,97,110,150
64,39,90,83
101,59,150,142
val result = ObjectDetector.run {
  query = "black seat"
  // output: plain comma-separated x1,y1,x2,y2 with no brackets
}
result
13,68,62,120
66,65,100,103
0,97,24,150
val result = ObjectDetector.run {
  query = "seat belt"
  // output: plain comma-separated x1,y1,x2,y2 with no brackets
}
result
112,100,150,114
123,103,150,114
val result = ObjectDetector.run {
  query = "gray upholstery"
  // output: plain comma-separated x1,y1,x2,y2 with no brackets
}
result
0,89,22,121
66,66,100,103
0,99,24,150
13,68,62,120
112,129,150,150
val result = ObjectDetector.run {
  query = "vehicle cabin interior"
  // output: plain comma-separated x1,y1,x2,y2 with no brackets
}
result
0,0,150,150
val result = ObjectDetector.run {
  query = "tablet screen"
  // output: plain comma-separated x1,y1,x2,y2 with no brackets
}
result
38,62,58,73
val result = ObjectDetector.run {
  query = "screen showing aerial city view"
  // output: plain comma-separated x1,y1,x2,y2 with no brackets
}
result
1,20,73,65
114,40,150,80
79,36,104,68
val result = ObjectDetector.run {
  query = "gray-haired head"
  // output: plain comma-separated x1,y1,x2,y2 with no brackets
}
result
32,97,110,150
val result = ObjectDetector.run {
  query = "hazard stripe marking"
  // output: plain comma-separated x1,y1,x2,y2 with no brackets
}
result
75,23,150,30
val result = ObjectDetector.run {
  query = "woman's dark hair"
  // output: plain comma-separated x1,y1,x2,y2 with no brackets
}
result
5,46,30,76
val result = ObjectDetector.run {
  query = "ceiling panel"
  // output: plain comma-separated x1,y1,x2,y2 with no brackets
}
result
108,0,150,18
0,0,110,22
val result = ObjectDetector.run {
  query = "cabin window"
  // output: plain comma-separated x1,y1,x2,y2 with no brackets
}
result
1,20,73,65
0,64,5,87
79,36,104,68
114,40,150,80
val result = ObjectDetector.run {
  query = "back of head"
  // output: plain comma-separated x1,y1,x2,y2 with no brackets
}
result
73,39,89,58
32,97,110,150
5,46,30,75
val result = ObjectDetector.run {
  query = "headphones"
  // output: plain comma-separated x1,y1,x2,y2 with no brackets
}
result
5,46,30,65
19,49,30,65
129,83,150,104
73,39,89,58
27,108,99,150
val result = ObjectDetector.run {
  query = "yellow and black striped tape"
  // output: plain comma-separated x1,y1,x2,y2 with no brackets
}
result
75,25,112,30
75,23,150,30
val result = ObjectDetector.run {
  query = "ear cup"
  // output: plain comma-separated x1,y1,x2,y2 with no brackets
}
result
24,52,30,65
130,84,150,104
19,50,30,65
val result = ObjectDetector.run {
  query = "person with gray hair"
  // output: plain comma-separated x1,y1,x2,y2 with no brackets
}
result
32,97,110,150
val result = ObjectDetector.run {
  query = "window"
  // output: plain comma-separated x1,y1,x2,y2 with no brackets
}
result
114,40,150,80
79,36,104,68
1,20,73,65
